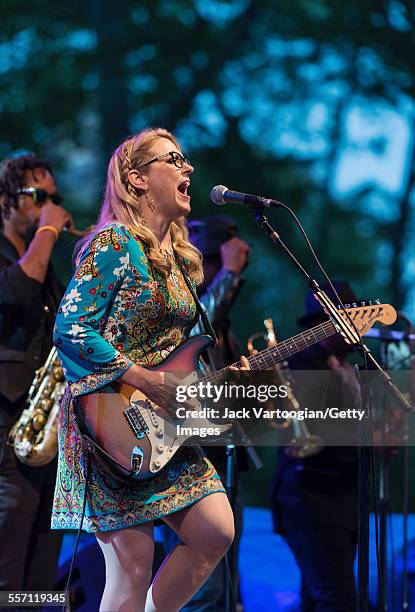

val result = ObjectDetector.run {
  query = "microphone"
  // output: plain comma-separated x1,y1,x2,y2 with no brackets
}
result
210,185,283,208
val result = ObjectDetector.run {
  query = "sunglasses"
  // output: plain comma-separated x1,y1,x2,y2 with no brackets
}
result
16,187,64,206
137,151,190,170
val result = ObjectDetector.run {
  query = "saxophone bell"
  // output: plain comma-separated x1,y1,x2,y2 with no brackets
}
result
284,433,323,459
8,347,65,466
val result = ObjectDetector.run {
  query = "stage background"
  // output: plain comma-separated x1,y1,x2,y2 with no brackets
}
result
1,0,415,510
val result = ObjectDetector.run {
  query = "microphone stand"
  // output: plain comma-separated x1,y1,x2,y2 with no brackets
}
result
395,313,414,611
377,312,413,611
354,364,372,612
224,424,263,612
201,279,263,612
247,206,412,612
248,206,412,413
378,333,391,611
224,441,237,612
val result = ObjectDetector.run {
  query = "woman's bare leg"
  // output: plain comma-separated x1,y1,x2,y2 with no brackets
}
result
150,491,234,611
95,522,154,612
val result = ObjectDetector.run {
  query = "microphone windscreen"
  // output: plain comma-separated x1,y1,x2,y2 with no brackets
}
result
210,185,228,205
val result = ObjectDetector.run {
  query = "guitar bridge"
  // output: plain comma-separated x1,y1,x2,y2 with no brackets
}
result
124,405,148,439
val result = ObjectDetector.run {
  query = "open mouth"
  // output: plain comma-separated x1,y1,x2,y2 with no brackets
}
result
178,180,191,199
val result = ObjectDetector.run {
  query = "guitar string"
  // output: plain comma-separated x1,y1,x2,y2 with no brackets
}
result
199,318,337,386
200,306,382,385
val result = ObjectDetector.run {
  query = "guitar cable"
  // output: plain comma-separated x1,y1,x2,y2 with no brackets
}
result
62,450,91,612
224,552,236,610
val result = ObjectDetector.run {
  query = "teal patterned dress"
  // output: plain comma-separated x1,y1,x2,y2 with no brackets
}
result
51,223,224,533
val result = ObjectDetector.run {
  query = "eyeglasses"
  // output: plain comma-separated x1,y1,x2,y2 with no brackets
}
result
137,151,190,170
16,187,64,206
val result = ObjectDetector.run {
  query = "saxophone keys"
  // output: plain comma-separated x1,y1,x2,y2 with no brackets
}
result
31,412,47,431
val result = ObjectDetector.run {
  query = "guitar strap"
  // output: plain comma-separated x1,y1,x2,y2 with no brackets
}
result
175,256,218,345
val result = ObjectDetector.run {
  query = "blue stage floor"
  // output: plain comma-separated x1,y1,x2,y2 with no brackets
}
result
60,508,415,611
239,508,415,611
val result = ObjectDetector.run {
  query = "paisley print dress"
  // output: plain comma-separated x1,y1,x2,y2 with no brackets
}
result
51,223,224,533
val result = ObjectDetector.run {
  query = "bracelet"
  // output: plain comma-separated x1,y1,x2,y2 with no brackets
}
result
35,225,59,242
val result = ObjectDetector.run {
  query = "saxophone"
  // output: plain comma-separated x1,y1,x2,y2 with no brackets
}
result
8,347,65,466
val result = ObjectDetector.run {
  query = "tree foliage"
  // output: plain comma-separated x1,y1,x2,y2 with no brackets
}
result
2,0,413,326
2,0,414,509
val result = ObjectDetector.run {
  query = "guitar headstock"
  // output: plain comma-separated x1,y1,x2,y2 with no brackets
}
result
336,303,397,343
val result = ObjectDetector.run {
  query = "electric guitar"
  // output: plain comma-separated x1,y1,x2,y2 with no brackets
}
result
76,302,396,483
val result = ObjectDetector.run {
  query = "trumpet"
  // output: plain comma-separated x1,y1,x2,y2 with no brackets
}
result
248,323,289,430
247,318,323,458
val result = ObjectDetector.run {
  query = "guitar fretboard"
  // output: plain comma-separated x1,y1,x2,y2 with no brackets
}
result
203,318,338,385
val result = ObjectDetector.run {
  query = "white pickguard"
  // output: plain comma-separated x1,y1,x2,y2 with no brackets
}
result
129,372,231,474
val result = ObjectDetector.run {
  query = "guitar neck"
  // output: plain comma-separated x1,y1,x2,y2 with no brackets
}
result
205,318,338,385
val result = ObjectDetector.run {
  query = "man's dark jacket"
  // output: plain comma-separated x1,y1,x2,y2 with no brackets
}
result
0,233,63,426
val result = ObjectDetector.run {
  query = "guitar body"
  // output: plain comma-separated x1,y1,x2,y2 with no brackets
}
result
76,335,215,483
75,302,396,484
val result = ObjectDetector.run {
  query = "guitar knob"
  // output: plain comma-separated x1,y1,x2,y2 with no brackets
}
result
368,300,373,306
375,299,380,304
157,445,164,454
352,302,357,307
360,301,366,307
344,304,350,309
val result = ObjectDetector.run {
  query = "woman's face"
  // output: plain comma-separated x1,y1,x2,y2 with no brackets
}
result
142,137,194,221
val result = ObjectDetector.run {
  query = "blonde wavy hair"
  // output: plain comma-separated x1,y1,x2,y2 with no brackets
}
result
75,127,203,283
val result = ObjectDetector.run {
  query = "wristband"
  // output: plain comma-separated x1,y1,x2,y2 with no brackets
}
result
35,225,59,242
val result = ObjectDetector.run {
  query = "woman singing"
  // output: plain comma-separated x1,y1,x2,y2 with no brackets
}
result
51,128,241,611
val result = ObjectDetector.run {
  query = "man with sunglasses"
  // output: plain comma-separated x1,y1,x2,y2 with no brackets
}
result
0,153,71,592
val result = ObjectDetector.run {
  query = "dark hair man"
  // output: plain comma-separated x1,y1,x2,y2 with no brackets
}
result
0,154,71,590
